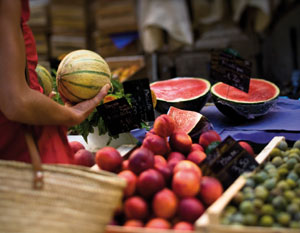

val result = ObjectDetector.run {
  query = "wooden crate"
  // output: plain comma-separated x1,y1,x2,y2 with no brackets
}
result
106,55,146,82
95,40,141,58
50,35,87,58
106,55,145,70
195,136,300,233
28,0,49,27
92,0,137,34
105,225,184,233
100,136,300,233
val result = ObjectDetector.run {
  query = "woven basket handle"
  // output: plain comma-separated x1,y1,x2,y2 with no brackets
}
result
23,126,44,190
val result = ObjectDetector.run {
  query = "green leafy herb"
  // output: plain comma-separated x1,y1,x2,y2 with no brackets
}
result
51,71,148,144
51,69,64,105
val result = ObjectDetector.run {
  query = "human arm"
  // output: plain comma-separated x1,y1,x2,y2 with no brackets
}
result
0,0,109,127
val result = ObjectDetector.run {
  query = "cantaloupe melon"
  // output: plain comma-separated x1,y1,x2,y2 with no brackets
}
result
56,49,111,103
35,64,53,96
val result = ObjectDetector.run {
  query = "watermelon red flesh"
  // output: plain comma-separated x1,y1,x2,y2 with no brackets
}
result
212,79,279,103
168,106,202,133
167,106,212,141
151,78,210,102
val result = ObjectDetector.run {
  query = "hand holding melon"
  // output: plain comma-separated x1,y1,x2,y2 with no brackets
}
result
56,49,112,103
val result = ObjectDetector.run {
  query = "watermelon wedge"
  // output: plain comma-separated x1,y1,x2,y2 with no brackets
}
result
167,106,212,141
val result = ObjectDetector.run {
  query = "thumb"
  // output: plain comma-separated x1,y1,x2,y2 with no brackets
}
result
95,84,111,102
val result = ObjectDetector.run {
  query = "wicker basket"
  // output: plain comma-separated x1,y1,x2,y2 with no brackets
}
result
0,127,126,233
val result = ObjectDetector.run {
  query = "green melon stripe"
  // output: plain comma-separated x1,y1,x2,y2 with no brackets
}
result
61,70,110,78
62,79,100,90
38,68,52,81
37,76,45,90
72,58,105,64
60,81,84,101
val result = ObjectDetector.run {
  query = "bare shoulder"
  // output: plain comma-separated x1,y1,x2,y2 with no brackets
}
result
0,0,22,23
0,0,26,114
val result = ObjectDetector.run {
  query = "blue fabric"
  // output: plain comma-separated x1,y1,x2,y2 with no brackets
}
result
200,98,300,143
130,98,300,144
130,128,147,144
110,32,138,49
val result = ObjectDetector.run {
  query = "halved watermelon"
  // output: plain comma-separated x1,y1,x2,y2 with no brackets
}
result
167,106,212,141
211,78,280,120
150,77,211,113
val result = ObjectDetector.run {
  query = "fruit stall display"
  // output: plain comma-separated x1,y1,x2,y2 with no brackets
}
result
70,112,269,232
51,49,299,232
150,77,281,121
196,136,300,233
70,133,300,233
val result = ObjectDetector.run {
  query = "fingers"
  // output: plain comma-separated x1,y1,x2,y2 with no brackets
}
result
94,84,111,103
67,83,111,110
48,91,56,99
101,84,111,96
60,95,73,107
67,84,112,125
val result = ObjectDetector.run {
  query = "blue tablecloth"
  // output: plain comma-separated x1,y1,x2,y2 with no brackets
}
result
200,98,300,144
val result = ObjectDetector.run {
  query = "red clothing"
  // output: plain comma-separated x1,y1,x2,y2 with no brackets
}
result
0,0,74,164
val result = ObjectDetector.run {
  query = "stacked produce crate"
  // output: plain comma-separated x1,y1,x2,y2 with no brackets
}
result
49,0,87,59
28,0,50,62
89,0,141,58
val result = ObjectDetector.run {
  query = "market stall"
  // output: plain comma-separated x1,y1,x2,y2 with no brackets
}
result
1,1,300,233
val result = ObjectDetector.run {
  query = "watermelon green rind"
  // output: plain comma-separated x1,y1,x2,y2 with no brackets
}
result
211,78,280,120
150,77,211,113
213,97,278,120
155,94,210,114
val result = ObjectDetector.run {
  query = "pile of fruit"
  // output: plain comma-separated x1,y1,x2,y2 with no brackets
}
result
70,114,228,230
111,64,140,83
221,139,300,229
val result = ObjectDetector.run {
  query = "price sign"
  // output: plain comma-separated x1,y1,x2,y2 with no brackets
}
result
201,136,258,189
97,97,140,136
200,136,235,175
217,152,258,189
210,50,252,93
123,78,155,122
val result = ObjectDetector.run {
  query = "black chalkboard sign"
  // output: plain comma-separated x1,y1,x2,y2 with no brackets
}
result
210,50,252,93
210,140,245,175
97,97,140,136
201,136,258,189
123,78,155,122
217,151,258,189
200,136,235,175
228,152,258,177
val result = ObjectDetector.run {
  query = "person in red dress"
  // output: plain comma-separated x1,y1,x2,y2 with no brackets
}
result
0,0,110,164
